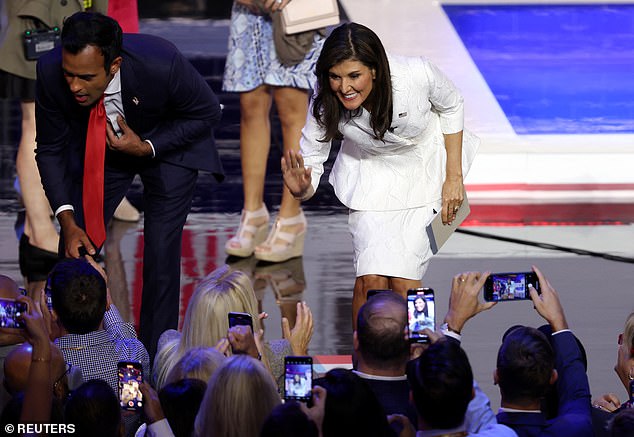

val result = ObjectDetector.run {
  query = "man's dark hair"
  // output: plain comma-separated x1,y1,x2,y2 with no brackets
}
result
314,369,394,437
61,12,123,72
159,379,207,437
496,326,555,406
406,340,473,429
48,258,107,334
65,379,120,437
357,291,409,369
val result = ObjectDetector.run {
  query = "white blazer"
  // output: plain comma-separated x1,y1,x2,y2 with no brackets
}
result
300,55,479,211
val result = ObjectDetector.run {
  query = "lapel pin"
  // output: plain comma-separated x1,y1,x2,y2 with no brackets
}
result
132,97,139,106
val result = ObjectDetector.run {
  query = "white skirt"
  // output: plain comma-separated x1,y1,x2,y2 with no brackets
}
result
348,205,438,279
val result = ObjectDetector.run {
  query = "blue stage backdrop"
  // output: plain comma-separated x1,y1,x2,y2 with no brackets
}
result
443,4,634,135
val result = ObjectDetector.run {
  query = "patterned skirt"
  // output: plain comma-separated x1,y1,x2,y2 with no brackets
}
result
222,3,324,92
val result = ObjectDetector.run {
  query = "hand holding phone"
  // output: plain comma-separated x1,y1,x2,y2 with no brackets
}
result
407,288,435,343
118,361,143,411
284,356,313,403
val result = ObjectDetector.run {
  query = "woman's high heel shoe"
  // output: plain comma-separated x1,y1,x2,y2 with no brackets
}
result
254,210,306,263
225,205,270,257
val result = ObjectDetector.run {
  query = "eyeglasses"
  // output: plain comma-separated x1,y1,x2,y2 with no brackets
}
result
53,362,72,393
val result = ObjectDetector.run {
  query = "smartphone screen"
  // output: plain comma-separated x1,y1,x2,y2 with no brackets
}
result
0,298,27,329
228,312,253,331
407,288,435,343
118,361,143,411
284,356,313,402
484,272,540,302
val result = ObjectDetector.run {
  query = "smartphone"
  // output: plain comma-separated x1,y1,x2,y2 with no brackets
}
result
284,356,313,403
407,288,435,343
0,298,28,329
483,272,540,302
228,312,253,332
117,361,143,411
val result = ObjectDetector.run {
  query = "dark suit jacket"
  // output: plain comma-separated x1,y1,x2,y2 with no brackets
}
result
496,331,594,437
34,33,223,213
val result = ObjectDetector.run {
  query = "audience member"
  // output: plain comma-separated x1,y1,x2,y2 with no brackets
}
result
65,379,122,437
353,291,420,428
407,338,515,437
154,265,311,391
493,266,594,436
260,401,319,437
194,354,281,437
159,379,207,437
314,368,395,437
4,341,73,402
593,311,634,413
48,257,149,395
164,346,225,386
0,275,26,411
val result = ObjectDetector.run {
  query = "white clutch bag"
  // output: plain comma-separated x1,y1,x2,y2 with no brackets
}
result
281,0,341,35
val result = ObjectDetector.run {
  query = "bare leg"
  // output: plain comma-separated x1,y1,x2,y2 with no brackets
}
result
16,101,58,252
352,274,390,330
240,85,273,212
272,86,309,218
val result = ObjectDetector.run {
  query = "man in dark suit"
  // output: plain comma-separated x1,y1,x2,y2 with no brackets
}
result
494,267,594,437
34,12,223,358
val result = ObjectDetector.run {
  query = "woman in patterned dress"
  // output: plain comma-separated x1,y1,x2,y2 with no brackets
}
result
223,0,324,263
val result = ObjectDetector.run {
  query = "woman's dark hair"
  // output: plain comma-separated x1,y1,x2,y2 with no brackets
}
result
62,12,123,73
312,22,393,142
65,379,121,437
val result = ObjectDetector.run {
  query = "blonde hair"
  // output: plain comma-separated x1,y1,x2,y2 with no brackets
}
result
154,265,261,389
165,347,226,385
624,312,634,358
194,355,281,437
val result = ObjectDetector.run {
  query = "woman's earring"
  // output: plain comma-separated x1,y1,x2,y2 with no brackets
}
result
629,367,634,381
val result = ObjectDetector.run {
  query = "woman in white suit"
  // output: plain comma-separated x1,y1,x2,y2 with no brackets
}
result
282,23,479,326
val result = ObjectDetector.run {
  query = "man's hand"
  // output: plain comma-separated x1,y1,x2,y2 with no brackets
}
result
528,265,568,332
299,385,327,435
282,301,313,356
444,271,495,334
57,210,95,257
106,116,153,157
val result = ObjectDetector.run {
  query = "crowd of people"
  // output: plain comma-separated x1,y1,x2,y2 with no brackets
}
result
0,2,632,436
1,261,632,436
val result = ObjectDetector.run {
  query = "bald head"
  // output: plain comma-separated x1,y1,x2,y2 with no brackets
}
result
355,292,409,372
4,342,67,397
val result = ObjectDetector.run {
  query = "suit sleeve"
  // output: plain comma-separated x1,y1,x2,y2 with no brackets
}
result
143,49,222,158
299,102,332,198
551,331,593,422
34,55,75,213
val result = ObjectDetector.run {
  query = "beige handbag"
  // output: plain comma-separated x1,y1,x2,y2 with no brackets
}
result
281,0,340,35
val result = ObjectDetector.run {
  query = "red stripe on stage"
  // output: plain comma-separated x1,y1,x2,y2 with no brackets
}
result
467,183,634,191
464,203,634,226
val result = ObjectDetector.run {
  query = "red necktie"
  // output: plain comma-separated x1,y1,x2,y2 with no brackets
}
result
82,96,107,248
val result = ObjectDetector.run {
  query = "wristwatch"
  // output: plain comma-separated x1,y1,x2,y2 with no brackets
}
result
440,322,461,335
